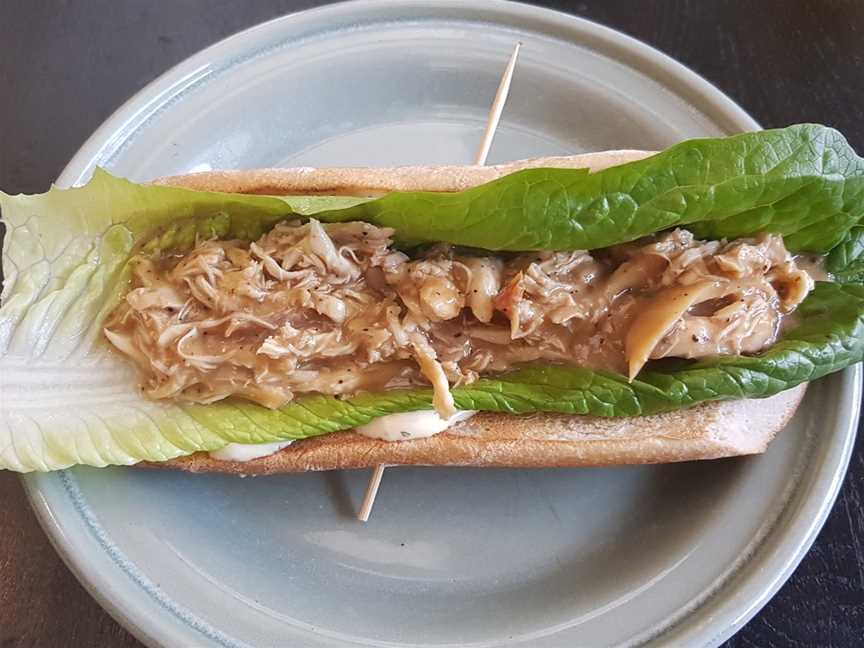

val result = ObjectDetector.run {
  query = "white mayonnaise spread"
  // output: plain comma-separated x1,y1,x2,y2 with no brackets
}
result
209,440,294,462
355,410,477,442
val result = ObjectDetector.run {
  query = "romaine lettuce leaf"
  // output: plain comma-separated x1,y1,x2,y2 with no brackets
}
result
316,124,864,258
3,280,861,472
3,124,864,472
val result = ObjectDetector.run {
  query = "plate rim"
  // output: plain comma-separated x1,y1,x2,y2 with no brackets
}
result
19,1,862,646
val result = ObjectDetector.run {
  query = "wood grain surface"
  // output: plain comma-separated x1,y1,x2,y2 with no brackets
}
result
1,1,863,646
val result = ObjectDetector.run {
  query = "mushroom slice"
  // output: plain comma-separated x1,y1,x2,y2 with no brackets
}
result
625,280,717,380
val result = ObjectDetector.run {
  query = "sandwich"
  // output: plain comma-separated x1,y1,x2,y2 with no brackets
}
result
1,123,863,474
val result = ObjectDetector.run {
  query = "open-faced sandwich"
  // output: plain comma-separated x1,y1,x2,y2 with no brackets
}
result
2,124,863,474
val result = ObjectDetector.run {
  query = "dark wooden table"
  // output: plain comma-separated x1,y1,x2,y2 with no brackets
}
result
2,1,863,646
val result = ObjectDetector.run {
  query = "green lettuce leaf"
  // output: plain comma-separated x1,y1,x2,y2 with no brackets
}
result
316,124,864,258
4,280,860,472
3,124,864,472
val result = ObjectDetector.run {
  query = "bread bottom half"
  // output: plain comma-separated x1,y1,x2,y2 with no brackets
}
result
161,385,807,474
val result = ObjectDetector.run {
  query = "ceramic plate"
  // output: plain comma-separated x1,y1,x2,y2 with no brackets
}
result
22,1,861,646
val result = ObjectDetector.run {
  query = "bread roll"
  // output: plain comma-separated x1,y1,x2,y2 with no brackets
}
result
152,152,807,473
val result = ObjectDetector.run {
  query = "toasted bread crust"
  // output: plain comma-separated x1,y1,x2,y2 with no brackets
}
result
152,152,808,473
154,151,654,195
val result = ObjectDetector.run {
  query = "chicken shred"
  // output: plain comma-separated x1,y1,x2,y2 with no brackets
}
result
104,221,818,412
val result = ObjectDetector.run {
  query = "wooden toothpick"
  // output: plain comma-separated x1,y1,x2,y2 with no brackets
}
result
474,41,521,165
357,42,522,522
357,464,386,522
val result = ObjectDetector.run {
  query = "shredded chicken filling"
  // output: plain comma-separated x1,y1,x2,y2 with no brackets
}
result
104,221,817,415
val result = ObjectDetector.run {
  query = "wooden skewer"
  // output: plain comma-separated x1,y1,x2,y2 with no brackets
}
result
357,42,522,522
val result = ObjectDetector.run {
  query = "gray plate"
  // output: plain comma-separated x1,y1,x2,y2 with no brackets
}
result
22,1,862,646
